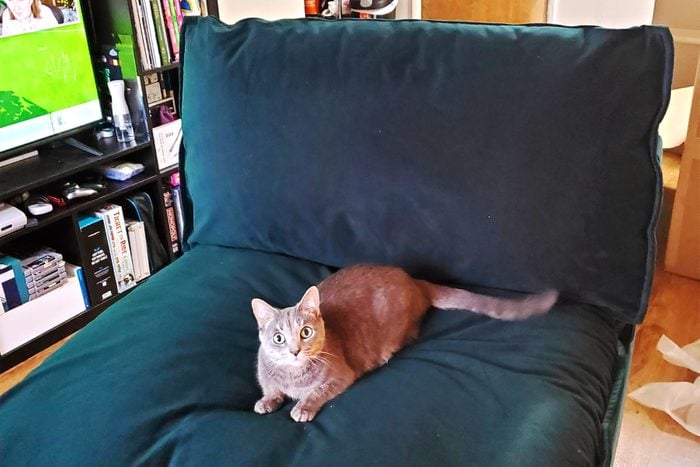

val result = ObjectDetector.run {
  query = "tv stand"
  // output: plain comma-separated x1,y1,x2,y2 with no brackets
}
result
61,136,104,157
0,149,39,168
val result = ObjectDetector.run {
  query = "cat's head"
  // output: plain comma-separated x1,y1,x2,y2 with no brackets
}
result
252,286,326,367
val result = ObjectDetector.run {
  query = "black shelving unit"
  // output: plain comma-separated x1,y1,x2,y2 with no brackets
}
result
0,133,165,372
0,138,152,201
0,0,217,372
144,62,180,75
0,172,157,248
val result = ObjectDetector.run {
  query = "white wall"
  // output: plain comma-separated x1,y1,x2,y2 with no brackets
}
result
548,0,656,28
217,0,418,22
218,0,305,23
394,0,414,19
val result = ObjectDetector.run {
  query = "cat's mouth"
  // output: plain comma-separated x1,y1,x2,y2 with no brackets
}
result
283,353,308,367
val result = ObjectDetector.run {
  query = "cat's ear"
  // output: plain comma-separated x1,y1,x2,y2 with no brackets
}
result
298,286,320,317
252,298,277,328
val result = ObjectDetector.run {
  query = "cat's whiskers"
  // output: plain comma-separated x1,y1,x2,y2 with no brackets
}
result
310,354,333,367
316,350,338,359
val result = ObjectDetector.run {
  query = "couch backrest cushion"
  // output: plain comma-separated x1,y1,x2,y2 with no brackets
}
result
179,17,672,323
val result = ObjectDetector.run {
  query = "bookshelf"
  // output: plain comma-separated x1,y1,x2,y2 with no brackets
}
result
0,0,217,372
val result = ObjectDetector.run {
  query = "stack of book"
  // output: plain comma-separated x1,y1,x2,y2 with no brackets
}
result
131,0,206,70
1,199,161,315
90,203,154,291
95,204,137,294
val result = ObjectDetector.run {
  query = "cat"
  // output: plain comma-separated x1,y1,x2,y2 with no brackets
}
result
251,264,558,422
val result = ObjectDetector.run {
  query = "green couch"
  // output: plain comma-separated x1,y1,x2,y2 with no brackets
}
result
0,17,672,466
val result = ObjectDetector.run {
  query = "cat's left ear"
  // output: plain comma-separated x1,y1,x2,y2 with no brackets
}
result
298,286,320,318
252,298,277,328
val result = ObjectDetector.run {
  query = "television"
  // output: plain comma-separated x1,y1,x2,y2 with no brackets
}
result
0,0,102,157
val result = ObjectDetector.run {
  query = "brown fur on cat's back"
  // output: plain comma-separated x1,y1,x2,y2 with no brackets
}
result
252,264,557,422
317,265,431,373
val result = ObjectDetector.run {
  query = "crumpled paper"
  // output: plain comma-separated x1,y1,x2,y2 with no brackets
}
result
628,335,700,436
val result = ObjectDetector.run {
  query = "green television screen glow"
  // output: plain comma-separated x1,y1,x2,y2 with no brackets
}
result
0,0,102,154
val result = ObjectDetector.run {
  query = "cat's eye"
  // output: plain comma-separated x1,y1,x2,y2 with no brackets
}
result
272,333,285,345
300,326,314,339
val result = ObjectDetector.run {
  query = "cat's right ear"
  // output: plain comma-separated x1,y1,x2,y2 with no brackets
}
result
252,298,277,328
297,286,320,318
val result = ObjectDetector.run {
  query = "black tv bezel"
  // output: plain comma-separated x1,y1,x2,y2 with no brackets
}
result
0,0,105,163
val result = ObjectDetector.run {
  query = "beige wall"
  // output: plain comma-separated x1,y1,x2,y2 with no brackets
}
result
653,0,700,29
653,0,700,89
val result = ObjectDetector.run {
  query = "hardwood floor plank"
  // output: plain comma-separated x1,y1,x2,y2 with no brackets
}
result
0,336,72,396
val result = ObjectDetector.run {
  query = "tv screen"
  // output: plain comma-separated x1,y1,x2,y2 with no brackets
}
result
0,0,102,155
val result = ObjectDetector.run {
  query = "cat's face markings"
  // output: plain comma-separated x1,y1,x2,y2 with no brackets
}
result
252,288,326,366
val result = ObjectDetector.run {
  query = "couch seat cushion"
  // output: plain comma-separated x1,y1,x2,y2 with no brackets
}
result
0,246,618,466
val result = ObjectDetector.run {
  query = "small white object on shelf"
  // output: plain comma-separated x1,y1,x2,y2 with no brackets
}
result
0,203,27,238
153,119,182,170
99,162,145,181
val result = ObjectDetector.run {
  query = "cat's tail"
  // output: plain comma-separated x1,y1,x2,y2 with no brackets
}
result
417,281,558,321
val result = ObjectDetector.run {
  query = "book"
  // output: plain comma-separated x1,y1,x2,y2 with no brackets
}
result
94,204,137,294
153,119,182,170
166,0,181,53
77,215,119,306
0,255,29,305
139,0,162,69
127,220,150,282
134,0,155,69
74,266,91,309
126,221,142,281
173,0,184,31
130,0,151,69
135,221,151,279
161,0,180,61
171,185,185,242
0,265,22,312
149,0,172,64
162,190,180,254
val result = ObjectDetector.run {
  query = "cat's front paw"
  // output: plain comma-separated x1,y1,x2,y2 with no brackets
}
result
254,396,284,415
290,403,319,423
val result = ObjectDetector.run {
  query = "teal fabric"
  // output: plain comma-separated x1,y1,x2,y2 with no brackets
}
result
0,246,619,466
180,17,672,323
601,340,632,465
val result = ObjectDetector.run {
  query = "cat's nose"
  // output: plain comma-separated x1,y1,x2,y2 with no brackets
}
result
291,349,300,356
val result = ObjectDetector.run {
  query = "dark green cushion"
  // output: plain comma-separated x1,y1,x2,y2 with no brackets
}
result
180,17,672,323
0,246,619,466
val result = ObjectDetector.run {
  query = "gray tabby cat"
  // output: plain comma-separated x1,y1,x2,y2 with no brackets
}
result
252,264,557,422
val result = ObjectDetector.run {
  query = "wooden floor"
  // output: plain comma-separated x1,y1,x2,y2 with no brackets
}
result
614,151,700,465
0,336,71,395
1,153,699,464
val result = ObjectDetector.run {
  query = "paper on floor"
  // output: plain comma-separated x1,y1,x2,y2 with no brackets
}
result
656,335,700,374
628,335,700,437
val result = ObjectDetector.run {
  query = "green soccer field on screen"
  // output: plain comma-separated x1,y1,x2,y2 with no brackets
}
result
0,8,97,129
